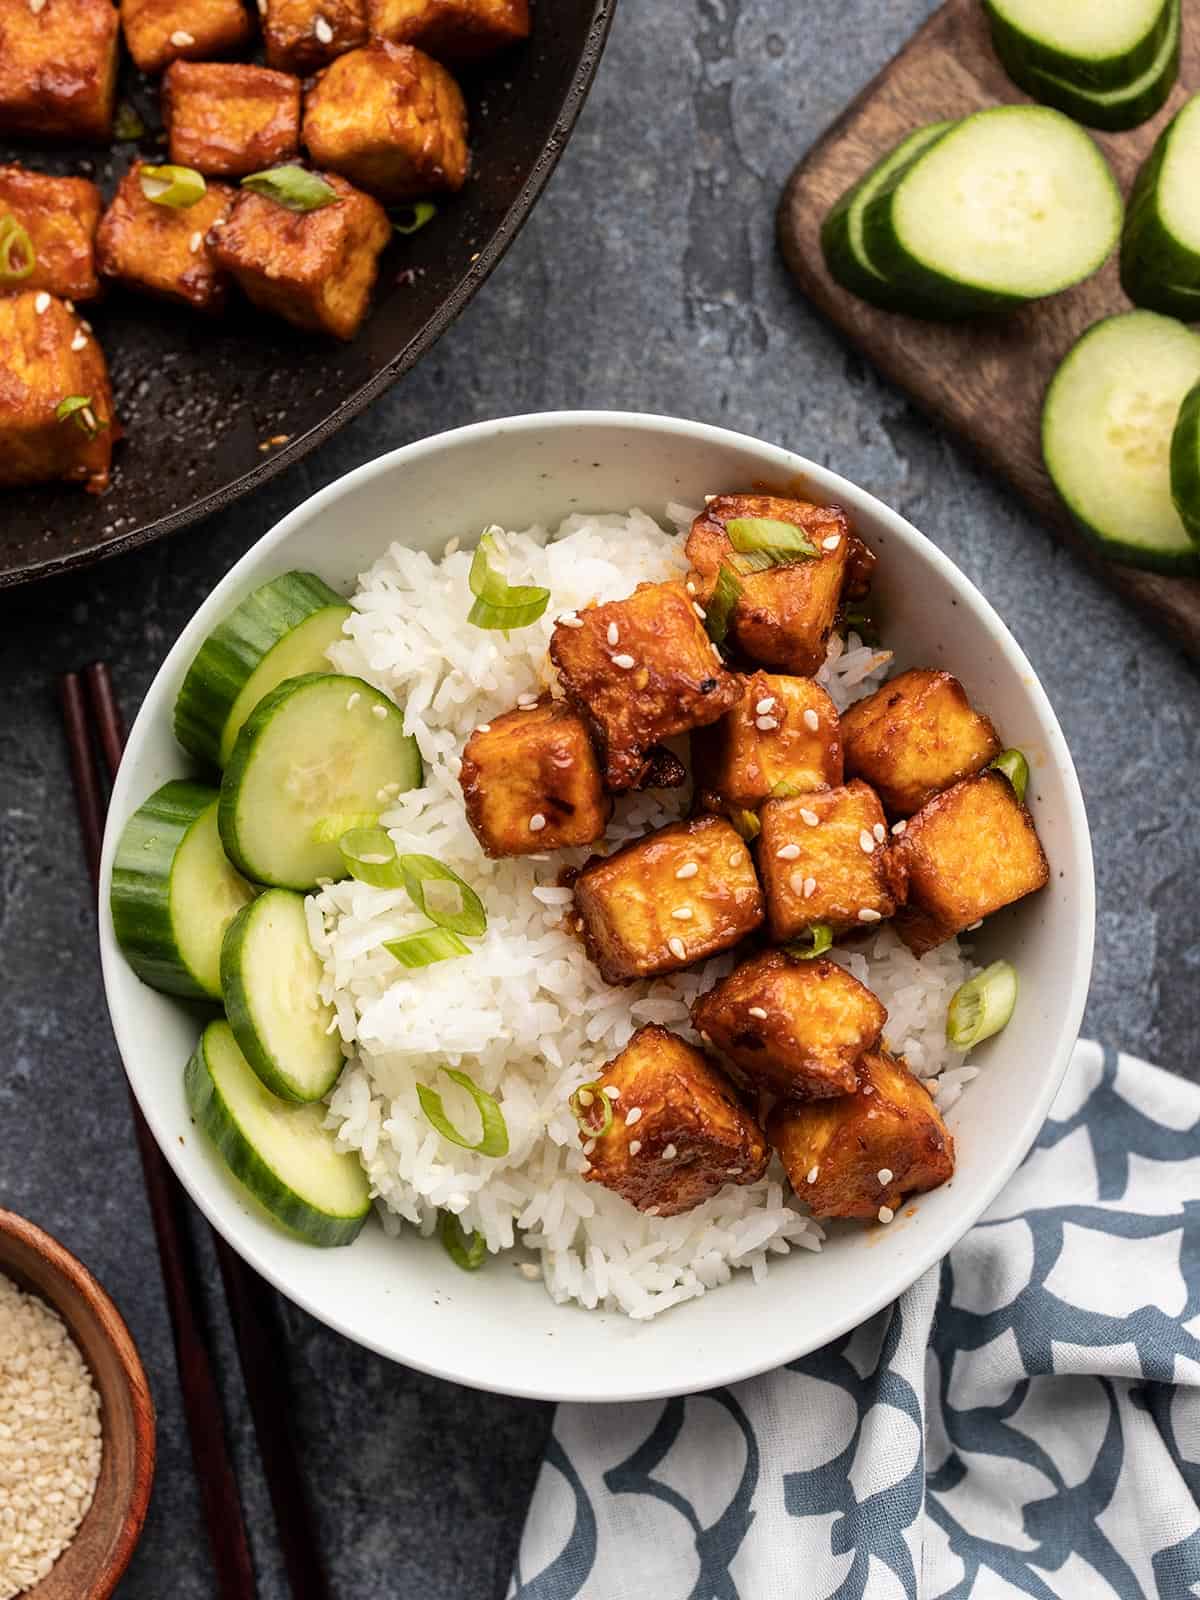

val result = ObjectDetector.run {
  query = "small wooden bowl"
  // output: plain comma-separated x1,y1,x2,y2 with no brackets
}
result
0,1209,155,1599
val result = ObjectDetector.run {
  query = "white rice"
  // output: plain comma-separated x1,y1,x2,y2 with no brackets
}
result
313,508,977,1320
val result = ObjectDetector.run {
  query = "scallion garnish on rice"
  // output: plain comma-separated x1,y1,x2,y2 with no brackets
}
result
0,215,34,283
704,563,742,645
725,516,819,572
785,923,833,961
438,1210,487,1270
947,961,1018,1050
384,926,471,967
990,748,1030,805
139,164,207,208
569,1082,613,1138
467,529,551,630
313,812,379,844
418,1067,509,1157
398,852,487,938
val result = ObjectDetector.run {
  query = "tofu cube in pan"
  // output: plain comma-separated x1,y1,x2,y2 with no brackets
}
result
841,668,1001,818
685,494,854,676
121,0,254,75
757,780,906,941
692,670,842,814
769,1048,954,1219
0,292,115,493
0,0,119,143
573,815,764,985
893,769,1049,956
0,166,103,301
264,0,368,74
368,0,530,62
582,1025,769,1217
550,581,743,792
209,172,391,339
692,952,886,1102
164,63,302,179
303,40,469,204
96,164,237,314
459,697,611,858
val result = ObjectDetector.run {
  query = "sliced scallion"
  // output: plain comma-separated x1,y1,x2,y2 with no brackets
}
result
785,923,833,961
241,165,338,212
0,216,35,284
769,779,802,798
55,395,105,437
338,826,407,888
726,516,819,572
313,812,379,845
704,563,742,645
569,1082,613,1139
439,1210,487,1270
467,530,550,630
730,808,761,841
418,1067,509,1157
947,961,1018,1050
139,164,206,208
384,926,470,968
398,853,486,937
393,201,437,235
990,749,1030,806
113,103,146,142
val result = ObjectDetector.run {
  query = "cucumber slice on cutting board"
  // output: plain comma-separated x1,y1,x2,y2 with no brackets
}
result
186,1019,370,1248
219,673,422,890
1043,310,1200,574
1016,1,1180,133
1122,95,1200,318
175,572,352,768
111,780,256,1000
1170,380,1200,546
221,888,342,1103
984,0,1173,91
820,121,955,310
861,106,1122,316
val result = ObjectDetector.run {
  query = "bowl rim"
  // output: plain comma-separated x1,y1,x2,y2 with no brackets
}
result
99,409,1096,1400
0,1207,156,1595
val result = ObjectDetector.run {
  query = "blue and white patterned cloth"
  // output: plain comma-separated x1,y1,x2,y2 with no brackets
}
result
510,1043,1200,1598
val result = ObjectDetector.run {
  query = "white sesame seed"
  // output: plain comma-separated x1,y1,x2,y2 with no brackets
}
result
822,534,841,551
34,291,50,314
583,1139,596,1155
878,1205,895,1224
518,702,538,711
668,936,686,960
863,1085,875,1096
858,908,883,923
802,876,817,898
967,919,983,931
892,819,908,836
671,906,693,920
803,708,820,732
873,822,886,843
475,723,491,733
528,813,547,831
756,716,779,731
699,1030,712,1044
170,28,195,45
726,1166,742,1176
257,0,266,12
557,613,584,628
675,861,699,879
877,1168,893,1184
859,829,876,854
371,704,387,720
748,1006,767,1020
789,870,806,894
776,842,801,860
29,0,47,14
711,642,723,659
645,1205,661,1216
755,697,776,714
606,621,619,646
625,1107,643,1126
806,1166,819,1184
693,602,706,620
80,406,97,431
612,653,636,669
313,14,333,42
189,230,203,254
517,691,538,705
686,580,697,595
602,1085,620,1099
800,808,820,826
628,1139,642,1156
661,1144,677,1161
70,331,87,351
728,851,741,867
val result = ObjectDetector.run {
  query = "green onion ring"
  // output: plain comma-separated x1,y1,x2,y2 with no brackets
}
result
725,516,820,571
0,216,35,284
730,808,761,841
339,826,406,887
139,164,207,208
946,960,1018,1049
399,852,487,937
784,923,833,961
418,1067,509,1157
240,164,338,212
113,103,146,142
990,749,1030,806
55,395,106,437
704,563,742,645
569,1082,613,1139
384,927,471,967
467,531,550,630
438,1210,487,1270
769,779,802,798
313,812,379,845
393,200,437,235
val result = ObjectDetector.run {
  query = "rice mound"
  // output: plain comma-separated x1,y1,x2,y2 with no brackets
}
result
311,508,978,1321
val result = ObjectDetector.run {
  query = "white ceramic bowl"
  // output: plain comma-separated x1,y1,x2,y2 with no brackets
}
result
99,412,1094,1402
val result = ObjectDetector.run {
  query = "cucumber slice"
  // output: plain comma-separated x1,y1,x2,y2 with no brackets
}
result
111,780,256,1000
862,107,1122,316
1042,310,1200,574
1169,380,1200,546
221,888,342,1103
820,121,955,311
219,673,423,890
1122,95,1200,318
1017,1,1180,133
984,0,1172,91
186,1019,370,1248
174,572,352,768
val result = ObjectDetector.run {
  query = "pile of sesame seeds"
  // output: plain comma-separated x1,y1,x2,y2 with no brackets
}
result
0,1274,103,1599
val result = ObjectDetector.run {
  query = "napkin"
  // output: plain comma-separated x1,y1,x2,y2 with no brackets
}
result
509,1043,1200,1598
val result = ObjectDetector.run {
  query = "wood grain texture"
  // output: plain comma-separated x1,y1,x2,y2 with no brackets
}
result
777,0,1200,660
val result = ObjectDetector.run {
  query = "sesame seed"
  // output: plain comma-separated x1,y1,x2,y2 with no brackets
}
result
877,1168,893,1184
873,823,886,842
789,869,806,894
29,0,47,14
625,1107,643,1126
800,808,820,826
756,716,779,731
806,1166,818,1184
518,702,538,711
802,876,817,898
756,696,776,714
612,653,636,669
803,708,820,731
645,1204,661,1216
892,819,908,836
189,230,203,254
576,1088,594,1107
967,919,983,931
726,1166,742,1176
313,14,333,42
668,936,686,960
671,906,693,920
70,331,87,351
711,642,723,659
371,704,387,720
728,851,741,867
859,830,876,854
606,621,619,645
858,908,883,923
748,1006,767,1020
517,691,538,705
475,722,491,733
583,1139,596,1155
661,1144,677,1161
345,692,360,710
878,1205,895,1224
529,813,547,831
628,1140,642,1156
686,580,697,595
603,1085,620,1099
81,406,97,431
863,1084,874,1096
776,842,801,860
170,28,195,45
822,534,841,551
675,861,699,879
693,602,706,620
558,613,584,628
699,1030,712,1044
34,291,49,314
257,0,266,12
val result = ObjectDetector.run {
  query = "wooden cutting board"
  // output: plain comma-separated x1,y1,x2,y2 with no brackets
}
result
778,0,1200,660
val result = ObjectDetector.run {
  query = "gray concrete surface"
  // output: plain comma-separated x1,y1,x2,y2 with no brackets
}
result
1,0,1197,1595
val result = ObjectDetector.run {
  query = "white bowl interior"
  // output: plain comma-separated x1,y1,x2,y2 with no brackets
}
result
99,413,1094,1402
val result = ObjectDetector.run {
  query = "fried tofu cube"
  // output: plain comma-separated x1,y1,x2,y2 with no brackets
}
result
583,1026,769,1217
692,952,886,1102
841,669,1002,818
692,671,842,815
893,770,1049,956
686,495,855,675
164,63,302,179
121,0,253,74
209,172,391,338
303,41,468,204
0,167,102,301
96,164,236,314
0,292,115,492
368,0,530,61
264,0,367,73
0,0,118,142
459,697,611,858
550,582,743,792
573,815,764,985
770,1048,954,1219
758,780,906,940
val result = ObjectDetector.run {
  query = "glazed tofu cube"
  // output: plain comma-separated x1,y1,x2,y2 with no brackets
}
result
550,581,743,791
264,0,367,73
303,41,468,204
164,63,302,179
692,952,886,1101
692,671,842,815
368,0,530,61
0,167,102,301
459,697,611,858
685,495,855,675
0,292,115,492
769,1048,954,1219
758,780,906,940
841,669,1002,818
573,815,764,985
893,770,1049,956
96,164,236,314
121,0,253,75
583,1026,769,1217
209,172,391,338
0,0,118,142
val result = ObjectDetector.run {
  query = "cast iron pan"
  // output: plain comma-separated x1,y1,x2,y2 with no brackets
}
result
0,0,615,588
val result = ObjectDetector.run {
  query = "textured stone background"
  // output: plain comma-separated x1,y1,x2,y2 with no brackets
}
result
1,0,1198,1594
